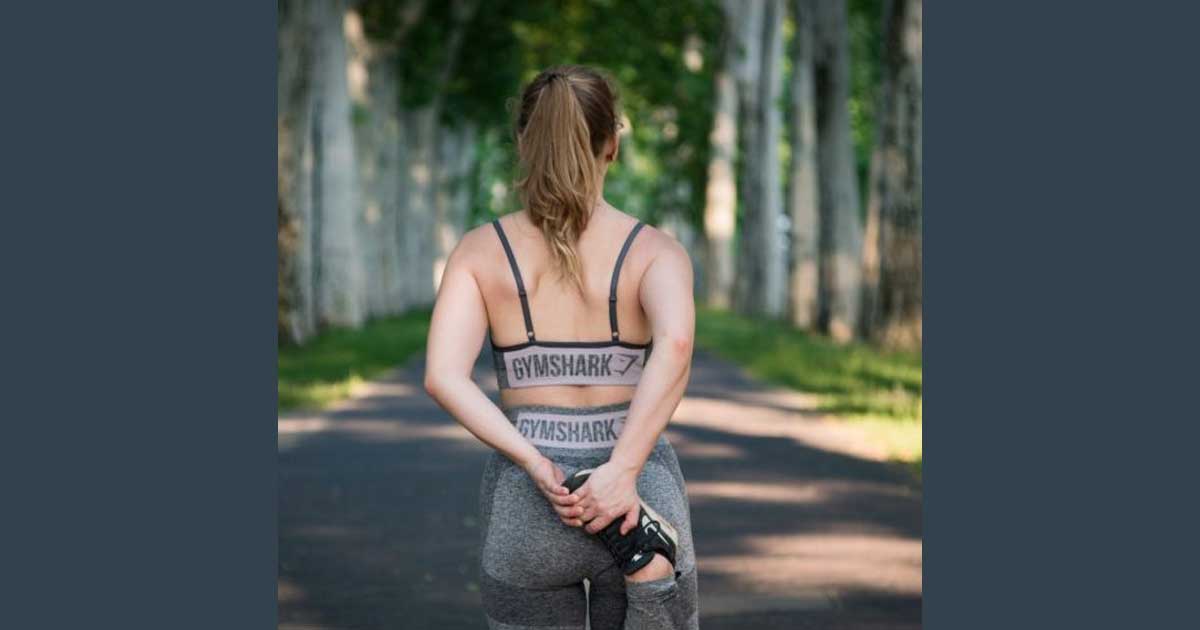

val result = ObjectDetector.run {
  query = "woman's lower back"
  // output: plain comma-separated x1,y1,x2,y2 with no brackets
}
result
498,382,639,410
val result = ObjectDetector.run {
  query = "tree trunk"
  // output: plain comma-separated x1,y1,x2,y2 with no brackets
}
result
434,121,478,288
311,0,366,327
787,0,820,329
734,0,787,318
346,8,400,318
277,0,318,343
814,0,862,342
863,0,922,347
701,0,745,309
400,0,476,305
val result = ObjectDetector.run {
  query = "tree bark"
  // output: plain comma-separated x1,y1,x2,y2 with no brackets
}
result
277,0,318,343
434,121,478,288
311,0,366,327
734,0,787,318
701,0,744,309
814,0,862,342
862,0,922,347
787,0,820,329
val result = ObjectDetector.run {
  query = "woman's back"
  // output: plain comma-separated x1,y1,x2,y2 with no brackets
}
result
466,205,661,408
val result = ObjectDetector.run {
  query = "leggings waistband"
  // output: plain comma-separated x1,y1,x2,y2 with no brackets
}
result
502,401,631,450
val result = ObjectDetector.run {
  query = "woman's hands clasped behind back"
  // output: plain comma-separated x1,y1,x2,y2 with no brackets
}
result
524,455,641,535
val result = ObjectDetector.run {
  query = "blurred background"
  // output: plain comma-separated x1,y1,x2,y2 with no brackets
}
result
278,0,921,628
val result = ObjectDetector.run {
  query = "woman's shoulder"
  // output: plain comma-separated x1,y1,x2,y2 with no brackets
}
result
598,208,689,275
447,219,507,271
614,213,686,262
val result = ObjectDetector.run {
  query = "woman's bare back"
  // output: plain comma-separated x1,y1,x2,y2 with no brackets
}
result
464,205,663,408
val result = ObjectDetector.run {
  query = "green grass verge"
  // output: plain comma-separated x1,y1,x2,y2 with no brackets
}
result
278,310,431,412
695,307,922,475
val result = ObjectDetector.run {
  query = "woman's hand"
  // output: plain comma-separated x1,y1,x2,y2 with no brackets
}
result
524,455,584,526
570,461,642,535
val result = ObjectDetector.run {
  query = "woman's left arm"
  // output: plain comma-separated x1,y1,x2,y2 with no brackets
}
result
570,236,695,535
424,237,580,523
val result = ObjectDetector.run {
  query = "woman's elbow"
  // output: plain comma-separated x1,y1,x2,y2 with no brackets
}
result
659,332,693,360
423,371,445,401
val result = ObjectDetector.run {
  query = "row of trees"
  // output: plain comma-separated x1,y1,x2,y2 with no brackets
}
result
706,0,921,344
277,0,922,348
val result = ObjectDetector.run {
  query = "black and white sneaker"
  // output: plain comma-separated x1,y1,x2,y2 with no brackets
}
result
563,468,679,575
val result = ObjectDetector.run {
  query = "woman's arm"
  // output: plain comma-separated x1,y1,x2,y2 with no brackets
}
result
424,238,581,522
570,236,695,535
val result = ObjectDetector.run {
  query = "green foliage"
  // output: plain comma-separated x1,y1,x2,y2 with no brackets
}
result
849,0,885,211
351,102,371,128
356,0,883,232
396,0,721,224
278,310,431,411
695,306,921,420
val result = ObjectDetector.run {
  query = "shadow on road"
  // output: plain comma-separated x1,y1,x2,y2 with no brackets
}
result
279,352,922,629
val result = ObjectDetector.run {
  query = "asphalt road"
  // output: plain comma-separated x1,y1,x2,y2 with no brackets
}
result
279,350,922,629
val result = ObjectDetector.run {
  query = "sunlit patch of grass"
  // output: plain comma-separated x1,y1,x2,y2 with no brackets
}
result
844,416,923,478
278,310,431,412
695,308,921,419
695,307,922,475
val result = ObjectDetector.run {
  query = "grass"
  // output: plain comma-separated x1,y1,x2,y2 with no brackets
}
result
278,310,431,412
694,307,922,475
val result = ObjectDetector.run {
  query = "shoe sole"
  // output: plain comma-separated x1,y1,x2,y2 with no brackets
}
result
569,468,679,546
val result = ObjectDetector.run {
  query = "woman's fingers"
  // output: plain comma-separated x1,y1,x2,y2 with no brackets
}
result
577,502,599,523
584,512,616,534
543,488,578,506
552,502,583,519
618,505,640,536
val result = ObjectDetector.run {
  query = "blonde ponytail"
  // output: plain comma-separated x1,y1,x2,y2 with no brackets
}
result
515,66,619,291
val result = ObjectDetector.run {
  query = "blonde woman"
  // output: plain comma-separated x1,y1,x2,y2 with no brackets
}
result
425,65,698,629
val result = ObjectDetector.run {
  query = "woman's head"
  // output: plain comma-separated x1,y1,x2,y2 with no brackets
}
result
514,65,620,290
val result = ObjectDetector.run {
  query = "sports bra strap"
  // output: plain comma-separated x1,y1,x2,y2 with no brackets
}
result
492,219,536,341
609,221,646,340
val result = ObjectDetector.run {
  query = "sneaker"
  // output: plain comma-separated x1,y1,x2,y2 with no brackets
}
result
563,468,679,575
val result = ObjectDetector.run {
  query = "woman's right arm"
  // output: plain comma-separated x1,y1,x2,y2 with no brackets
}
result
423,235,581,522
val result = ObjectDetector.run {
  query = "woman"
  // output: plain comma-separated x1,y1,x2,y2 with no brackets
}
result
425,65,698,630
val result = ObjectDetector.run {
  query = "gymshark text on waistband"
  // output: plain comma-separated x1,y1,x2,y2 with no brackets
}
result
511,410,627,448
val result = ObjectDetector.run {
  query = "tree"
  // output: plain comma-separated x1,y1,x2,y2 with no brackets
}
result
788,0,821,329
734,0,787,318
277,0,368,339
861,0,922,346
701,0,745,309
278,0,318,343
814,0,863,341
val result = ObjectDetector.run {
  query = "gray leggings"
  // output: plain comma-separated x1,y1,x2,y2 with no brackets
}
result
478,403,699,629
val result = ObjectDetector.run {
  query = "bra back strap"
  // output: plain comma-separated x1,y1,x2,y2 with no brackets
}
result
492,219,536,341
609,221,646,340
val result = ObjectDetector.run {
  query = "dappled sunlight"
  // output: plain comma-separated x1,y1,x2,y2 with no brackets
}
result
689,480,825,504
674,395,893,462
280,338,921,627
278,578,306,605
279,416,483,451
699,531,921,597
688,478,915,507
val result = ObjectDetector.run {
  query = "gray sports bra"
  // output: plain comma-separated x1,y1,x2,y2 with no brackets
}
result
490,218,652,389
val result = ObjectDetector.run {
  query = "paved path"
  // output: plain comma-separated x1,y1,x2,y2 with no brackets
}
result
279,350,922,629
